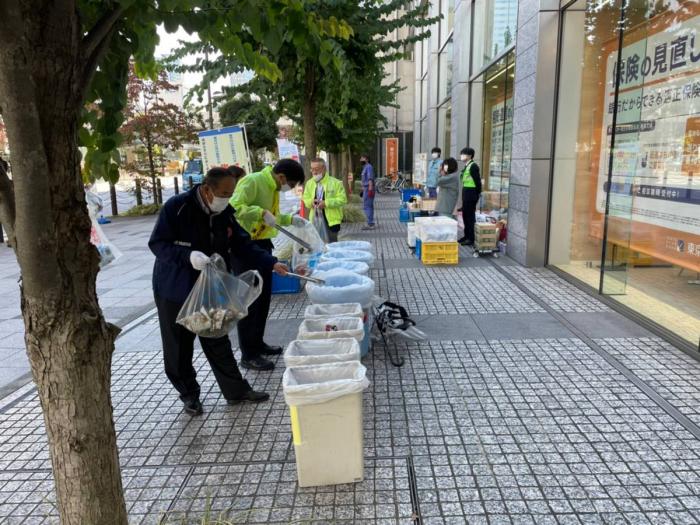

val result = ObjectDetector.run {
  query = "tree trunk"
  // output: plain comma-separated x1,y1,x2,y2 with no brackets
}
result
0,3,128,523
146,134,158,205
329,151,341,179
302,63,317,178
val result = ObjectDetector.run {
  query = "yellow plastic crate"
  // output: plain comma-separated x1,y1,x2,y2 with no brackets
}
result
421,242,459,265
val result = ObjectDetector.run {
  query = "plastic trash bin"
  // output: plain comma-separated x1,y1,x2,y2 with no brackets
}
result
298,317,364,342
283,362,369,487
304,302,371,357
328,240,373,252
284,338,361,367
320,249,375,266
314,260,369,275
305,271,374,307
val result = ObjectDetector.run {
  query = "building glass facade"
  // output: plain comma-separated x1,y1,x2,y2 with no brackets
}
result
549,0,700,345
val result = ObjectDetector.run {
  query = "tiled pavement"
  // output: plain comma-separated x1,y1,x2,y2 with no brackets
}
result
1,195,700,523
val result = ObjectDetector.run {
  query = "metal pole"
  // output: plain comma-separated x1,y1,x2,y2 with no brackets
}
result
109,181,118,216
156,178,163,205
174,176,179,195
241,122,253,173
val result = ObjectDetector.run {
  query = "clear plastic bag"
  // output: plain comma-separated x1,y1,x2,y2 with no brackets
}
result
298,317,365,342
327,240,373,252
304,303,364,320
320,249,375,266
312,210,330,245
305,270,375,308
282,361,370,406
284,338,361,367
86,190,121,268
176,254,262,337
290,221,325,275
315,260,369,275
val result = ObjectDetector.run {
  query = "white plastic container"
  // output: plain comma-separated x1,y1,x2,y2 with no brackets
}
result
314,260,369,275
284,338,361,367
320,249,375,266
297,317,364,342
283,362,369,487
327,240,373,252
415,216,459,242
407,223,417,247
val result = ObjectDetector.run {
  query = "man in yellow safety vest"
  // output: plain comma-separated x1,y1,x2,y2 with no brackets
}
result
458,147,482,246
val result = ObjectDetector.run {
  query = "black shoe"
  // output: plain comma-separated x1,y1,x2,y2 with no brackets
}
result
259,343,283,356
182,397,203,416
460,240,474,247
457,236,467,244
241,356,275,371
227,390,270,405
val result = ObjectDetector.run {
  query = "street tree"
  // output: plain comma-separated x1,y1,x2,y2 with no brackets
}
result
0,1,349,522
121,63,198,204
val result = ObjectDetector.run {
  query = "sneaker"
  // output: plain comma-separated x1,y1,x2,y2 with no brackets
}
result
182,397,203,416
227,390,270,405
241,356,275,371
259,343,283,356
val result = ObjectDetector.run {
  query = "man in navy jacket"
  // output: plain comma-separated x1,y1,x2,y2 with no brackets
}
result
149,167,288,416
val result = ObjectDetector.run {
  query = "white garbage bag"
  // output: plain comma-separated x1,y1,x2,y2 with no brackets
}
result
314,260,369,275
283,361,370,406
284,338,361,367
298,317,364,342
304,303,363,320
327,240,373,252
305,270,375,307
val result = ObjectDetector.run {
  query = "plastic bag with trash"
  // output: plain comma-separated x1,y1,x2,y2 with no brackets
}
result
291,220,325,275
176,254,262,337
86,189,122,268
312,210,330,245
327,240,373,252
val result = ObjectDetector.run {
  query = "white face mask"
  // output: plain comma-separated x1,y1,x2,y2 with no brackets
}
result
209,196,229,213
460,155,469,162
431,153,439,159
313,174,324,182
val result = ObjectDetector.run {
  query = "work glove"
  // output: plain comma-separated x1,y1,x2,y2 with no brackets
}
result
292,216,308,227
189,251,210,270
263,210,277,227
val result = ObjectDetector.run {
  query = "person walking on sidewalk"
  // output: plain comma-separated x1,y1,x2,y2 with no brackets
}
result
303,158,347,243
426,147,442,199
436,157,461,217
458,147,482,246
360,154,376,230
149,167,289,416
230,158,307,371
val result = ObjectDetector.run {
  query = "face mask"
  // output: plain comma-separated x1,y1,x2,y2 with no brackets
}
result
460,155,468,162
431,153,439,159
313,174,324,182
280,184,292,192
209,196,229,213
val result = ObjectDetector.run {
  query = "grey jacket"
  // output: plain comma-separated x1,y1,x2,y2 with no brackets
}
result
436,171,461,215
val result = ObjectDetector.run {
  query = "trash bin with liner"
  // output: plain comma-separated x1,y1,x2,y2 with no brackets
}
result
304,302,364,320
297,317,364,342
284,338,361,367
314,260,369,275
327,240,373,252
283,361,370,487
320,249,375,266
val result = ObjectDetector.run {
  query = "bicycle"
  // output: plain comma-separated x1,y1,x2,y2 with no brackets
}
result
375,172,409,194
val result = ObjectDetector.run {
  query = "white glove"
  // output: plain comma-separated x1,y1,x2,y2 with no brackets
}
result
263,210,277,227
292,216,308,227
189,251,210,270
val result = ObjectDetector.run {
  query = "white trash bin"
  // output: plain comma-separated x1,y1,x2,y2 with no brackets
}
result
304,303,363,320
297,317,364,342
284,338,361,367
283,362,369,487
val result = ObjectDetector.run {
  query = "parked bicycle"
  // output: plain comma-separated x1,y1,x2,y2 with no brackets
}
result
376,172,409,194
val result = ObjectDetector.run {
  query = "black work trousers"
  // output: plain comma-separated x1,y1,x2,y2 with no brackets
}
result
461,189,480,244
234,239,274,360
155,294,251,401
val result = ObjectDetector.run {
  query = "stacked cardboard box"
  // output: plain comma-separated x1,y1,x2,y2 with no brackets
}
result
474,223,498,252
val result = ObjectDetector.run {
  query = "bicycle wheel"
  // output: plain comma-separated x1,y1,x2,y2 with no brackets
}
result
376,178,391,194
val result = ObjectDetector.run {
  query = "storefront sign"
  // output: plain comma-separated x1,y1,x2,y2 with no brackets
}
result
276,138,300,162
198,125,252,174
384,137,399,176
597,10,700,270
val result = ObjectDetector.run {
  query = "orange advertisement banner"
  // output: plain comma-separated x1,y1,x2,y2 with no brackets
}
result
384,137,399,176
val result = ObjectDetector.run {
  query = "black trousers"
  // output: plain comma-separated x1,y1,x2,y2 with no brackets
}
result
461,189,480,244
154,295,251,401
235,239,274,360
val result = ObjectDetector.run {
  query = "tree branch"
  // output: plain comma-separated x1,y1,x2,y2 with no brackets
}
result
81,6,124,59
0,161,16,246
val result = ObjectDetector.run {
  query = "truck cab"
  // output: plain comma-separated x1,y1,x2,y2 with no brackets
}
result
181,159,204,190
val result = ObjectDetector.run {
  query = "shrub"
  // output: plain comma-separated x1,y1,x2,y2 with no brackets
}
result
122,203,162,217
343,204,366,223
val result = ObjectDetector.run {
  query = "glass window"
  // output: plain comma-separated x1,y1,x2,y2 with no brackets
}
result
473,0,518,72
438,103,452,157
549,0,700,346
481,50,514,213
440,0,455,46
438,39,453,103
